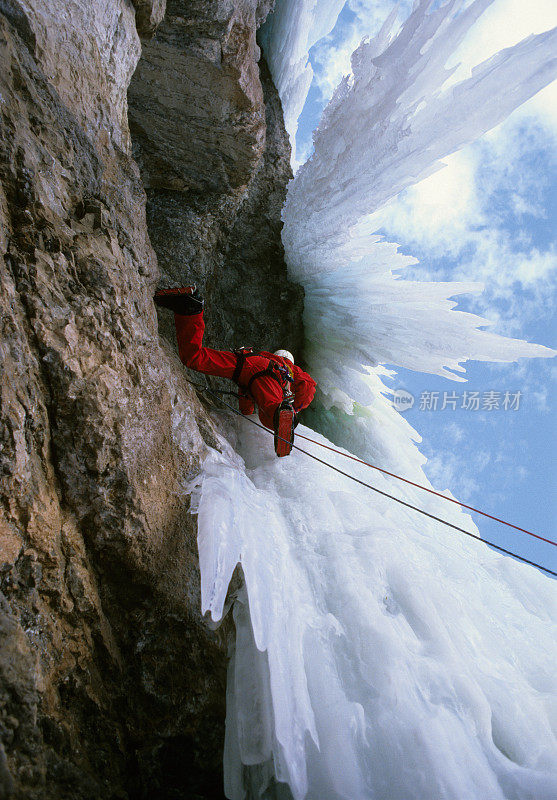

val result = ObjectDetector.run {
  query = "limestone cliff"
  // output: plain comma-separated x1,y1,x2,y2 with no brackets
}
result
0,1,300,798
128,0,303,357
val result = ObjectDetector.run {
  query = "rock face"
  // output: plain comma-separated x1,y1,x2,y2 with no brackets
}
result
128,0,304,357
130,0,266,195
133,0,167,38
0,0,301,798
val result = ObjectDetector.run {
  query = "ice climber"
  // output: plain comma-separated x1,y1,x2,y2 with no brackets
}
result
154,286,316,456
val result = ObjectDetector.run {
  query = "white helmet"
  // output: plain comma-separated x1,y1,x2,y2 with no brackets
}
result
274,349,294,364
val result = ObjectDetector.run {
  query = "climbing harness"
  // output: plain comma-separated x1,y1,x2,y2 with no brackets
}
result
234,348,295,403
232,348,297,456
189,379,556,578
245,362,295,402
232,347,258,384
245,361,296,456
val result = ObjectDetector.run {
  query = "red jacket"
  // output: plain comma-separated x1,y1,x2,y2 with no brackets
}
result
175,312,316,430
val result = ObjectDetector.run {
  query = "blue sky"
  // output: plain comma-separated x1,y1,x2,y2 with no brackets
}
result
295,0,556,574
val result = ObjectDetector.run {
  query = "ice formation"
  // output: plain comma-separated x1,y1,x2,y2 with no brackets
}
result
280,0,557,405
183,1,557,798
258,0,345,166
188,418,557,800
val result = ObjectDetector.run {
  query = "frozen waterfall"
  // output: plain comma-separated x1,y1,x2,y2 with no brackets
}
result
183,1,557,798
258,0,346,166
278,0,556,407
187,416,556,800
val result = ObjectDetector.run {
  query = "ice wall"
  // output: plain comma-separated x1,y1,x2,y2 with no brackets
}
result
258,0,345,165
190,418,557,800
279,0,557,408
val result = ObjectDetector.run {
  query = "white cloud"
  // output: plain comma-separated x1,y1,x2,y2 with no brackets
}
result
422,424,531,505
371,148,484,259
312,26,360,98
510,193,546,219
531,387,549,411
425,451,481,500
487,357,556,412
445,422,466,443
514,248,556,285
369,138,557,334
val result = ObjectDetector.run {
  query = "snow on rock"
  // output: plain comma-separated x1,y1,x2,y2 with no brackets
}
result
190,414,557,800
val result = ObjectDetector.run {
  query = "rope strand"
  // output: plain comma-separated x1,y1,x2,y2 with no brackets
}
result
295,434,556,547
190,381,556,578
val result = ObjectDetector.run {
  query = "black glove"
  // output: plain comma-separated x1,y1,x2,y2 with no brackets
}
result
154,286,204,315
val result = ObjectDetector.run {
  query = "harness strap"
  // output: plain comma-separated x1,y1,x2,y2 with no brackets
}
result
233,349,257,385
234,350,295,402
246,365,277,396
246,362,295,402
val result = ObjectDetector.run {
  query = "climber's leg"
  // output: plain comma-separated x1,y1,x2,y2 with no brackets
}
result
273,402,296,457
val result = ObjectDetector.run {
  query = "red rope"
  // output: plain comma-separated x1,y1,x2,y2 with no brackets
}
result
296,433,556,548
191,381,556,576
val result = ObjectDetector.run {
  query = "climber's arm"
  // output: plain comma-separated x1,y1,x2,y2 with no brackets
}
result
174,312,237,378
292,366,316,413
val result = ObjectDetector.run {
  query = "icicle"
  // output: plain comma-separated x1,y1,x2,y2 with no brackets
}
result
281,0,556,404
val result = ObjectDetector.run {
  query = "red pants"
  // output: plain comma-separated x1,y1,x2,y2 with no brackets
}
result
174,312,316,430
